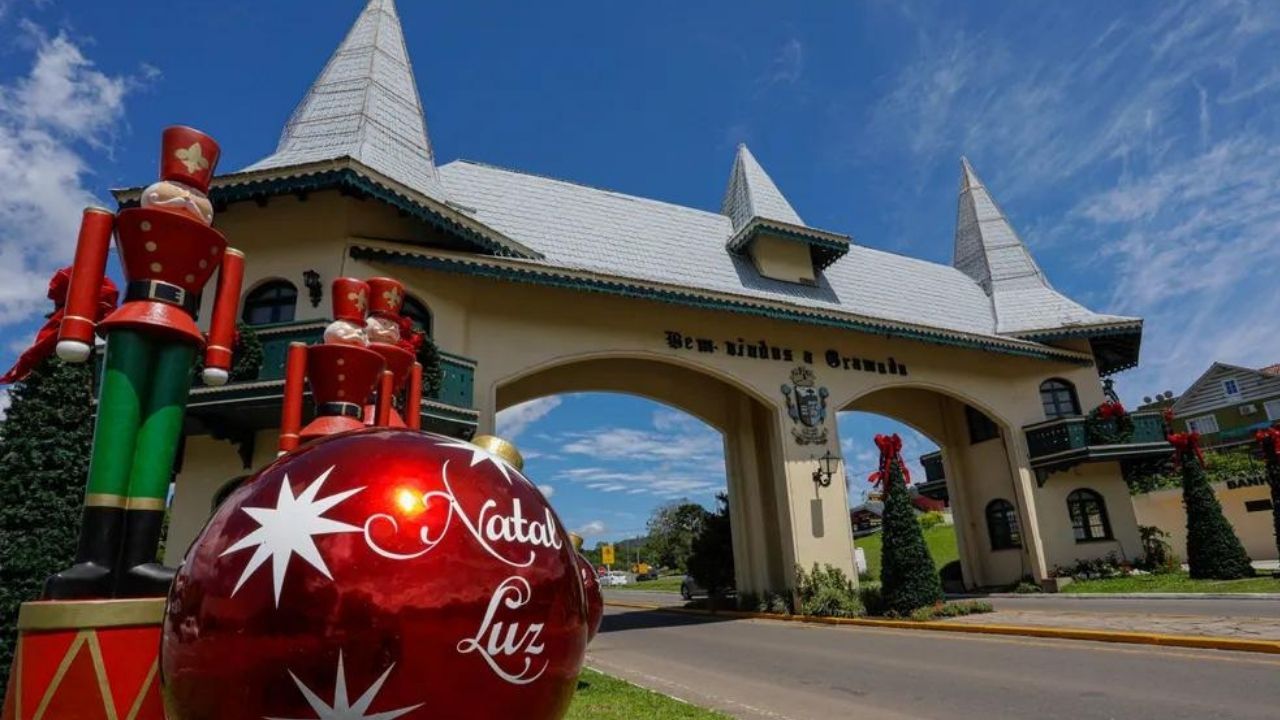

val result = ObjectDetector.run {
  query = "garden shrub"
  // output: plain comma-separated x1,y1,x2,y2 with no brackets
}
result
794,564,864,618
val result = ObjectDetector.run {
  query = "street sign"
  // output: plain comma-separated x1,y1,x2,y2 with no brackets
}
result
600,543,615,566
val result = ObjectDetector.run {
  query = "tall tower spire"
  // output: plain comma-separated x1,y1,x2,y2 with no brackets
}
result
952,157,1046,296
953,157,1136,336
721,144,804,232
243,0,445,200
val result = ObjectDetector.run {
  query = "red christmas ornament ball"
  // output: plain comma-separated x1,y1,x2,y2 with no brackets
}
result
575,553,603,642
162,429,589,719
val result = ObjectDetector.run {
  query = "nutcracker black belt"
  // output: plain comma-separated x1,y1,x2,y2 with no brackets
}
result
318,402,364,420
125,279,200,316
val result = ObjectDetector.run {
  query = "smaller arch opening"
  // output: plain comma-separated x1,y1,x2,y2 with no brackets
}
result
1066,488,1112,542
1039,378,1081,419
242,279,298,325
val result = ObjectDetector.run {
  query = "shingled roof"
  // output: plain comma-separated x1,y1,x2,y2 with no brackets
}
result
208,0,1143,371
241,0,447,202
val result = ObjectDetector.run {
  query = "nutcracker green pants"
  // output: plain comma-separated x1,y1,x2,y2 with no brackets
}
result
83,329,195,511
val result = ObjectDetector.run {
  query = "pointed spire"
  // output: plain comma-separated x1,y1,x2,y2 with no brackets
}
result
952,157,1046,295
954,157,1137,335
721,144,804,231
243,0,446,200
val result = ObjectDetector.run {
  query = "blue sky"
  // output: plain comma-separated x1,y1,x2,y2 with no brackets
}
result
2,1,1279,544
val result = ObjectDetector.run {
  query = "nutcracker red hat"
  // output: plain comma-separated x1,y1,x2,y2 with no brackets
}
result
331,278,370,324
160,126,220,193
366,277,405,319
98,207,228,345
301,344,385,439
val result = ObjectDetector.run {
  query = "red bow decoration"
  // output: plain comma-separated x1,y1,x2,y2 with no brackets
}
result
1255,427,1280,461
1,268,118,384
1167,431,1205,470
395,315,425,355
868,433,911,487
1097,400,1127,420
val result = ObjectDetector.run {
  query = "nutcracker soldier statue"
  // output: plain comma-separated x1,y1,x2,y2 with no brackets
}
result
363,276,423,429
277,277,388,453
45,126,245,600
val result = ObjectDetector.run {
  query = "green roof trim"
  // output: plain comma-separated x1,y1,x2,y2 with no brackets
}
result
119,167,540,261
1014,324,1142,376
351,246,1093,367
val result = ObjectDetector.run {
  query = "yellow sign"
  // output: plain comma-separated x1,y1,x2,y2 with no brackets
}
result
600,543,615,566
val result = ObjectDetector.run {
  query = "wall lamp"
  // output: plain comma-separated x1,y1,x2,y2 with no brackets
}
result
813,450,841,488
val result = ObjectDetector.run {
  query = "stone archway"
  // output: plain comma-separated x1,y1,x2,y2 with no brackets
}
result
496,354,792,595
841,383,1043,589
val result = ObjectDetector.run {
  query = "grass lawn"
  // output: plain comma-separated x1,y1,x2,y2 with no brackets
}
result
855,524,959,581
567,668,729,719
1062,572,1280,594
608,575,685,593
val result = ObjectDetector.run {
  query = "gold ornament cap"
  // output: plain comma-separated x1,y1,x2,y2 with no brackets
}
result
568,532,584,551
471,434,524,471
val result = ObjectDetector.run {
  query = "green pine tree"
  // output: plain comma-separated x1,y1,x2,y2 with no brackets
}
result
1180,450,1254,580
0,357,96,693
878,447,943,616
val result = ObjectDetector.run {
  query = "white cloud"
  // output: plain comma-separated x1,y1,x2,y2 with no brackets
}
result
0,24,134,327
576,520,607,537
537,484,554,498
495,396,562,439
760,38,804,88
859,0,1280,401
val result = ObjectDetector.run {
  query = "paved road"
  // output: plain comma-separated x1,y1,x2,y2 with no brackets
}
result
607,589,1280,619
589,604,1280,720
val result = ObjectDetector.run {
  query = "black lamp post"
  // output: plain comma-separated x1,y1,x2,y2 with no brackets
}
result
813,450,841,488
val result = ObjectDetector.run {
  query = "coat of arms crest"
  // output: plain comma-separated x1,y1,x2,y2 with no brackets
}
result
781,366,829,445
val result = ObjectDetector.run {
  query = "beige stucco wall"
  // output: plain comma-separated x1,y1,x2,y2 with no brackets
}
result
749,236,815,285
166,196,1138,592
1133,483,1278,562
1034,462,1142,570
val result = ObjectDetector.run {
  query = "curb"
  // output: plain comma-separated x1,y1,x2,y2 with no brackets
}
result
603,600,1280,656
965,592,1280,601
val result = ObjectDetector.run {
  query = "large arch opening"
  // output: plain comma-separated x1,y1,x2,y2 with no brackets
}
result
840,385,1035,590
495,356,792,595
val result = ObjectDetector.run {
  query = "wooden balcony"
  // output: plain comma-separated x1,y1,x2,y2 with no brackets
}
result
182,321,478,463
1023,411,1171,483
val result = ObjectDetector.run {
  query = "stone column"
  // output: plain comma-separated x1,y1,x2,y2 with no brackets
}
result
773,402,856,586
1004,434,1050,582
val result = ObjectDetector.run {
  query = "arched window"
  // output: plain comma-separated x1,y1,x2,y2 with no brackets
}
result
1039,378,1081,418
1067,489,1112,542
242,280,297,325
985,499,1021,550
401,295,432,337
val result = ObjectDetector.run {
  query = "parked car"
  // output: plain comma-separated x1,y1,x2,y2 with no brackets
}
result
598,570,630,587
680,574,735,600
679,575,703,600
635,569,659,582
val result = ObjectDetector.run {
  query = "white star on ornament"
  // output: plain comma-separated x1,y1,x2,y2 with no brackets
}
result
221,466,363,606
267,652,423,720
435,437,525,485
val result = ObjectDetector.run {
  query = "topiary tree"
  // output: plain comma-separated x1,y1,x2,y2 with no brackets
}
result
687,493,734,599
1170,433,1253,580
872,434,943,615
1255,429,1280,572
0,356,96,692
